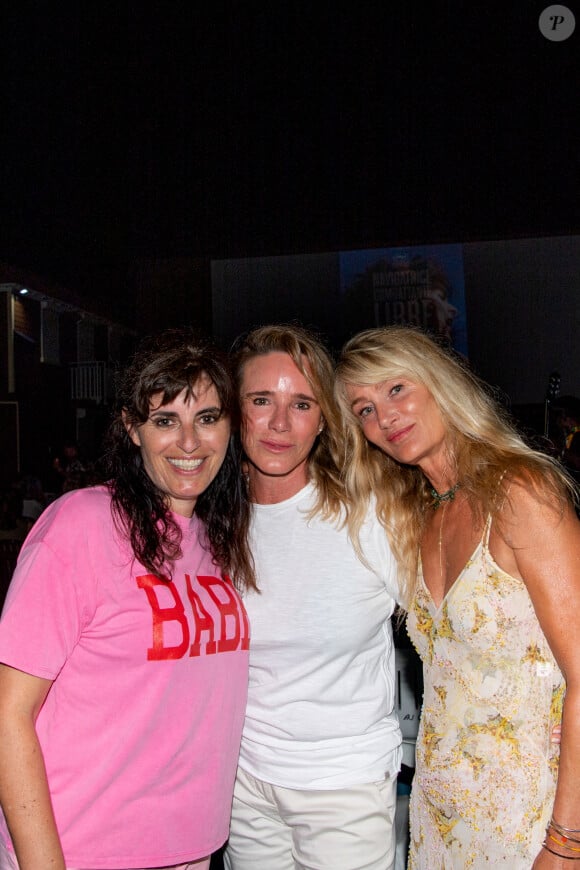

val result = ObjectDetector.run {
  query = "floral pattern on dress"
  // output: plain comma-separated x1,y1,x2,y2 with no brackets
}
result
406,517,564,869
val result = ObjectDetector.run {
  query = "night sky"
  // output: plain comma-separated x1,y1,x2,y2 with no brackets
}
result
2,4,578,315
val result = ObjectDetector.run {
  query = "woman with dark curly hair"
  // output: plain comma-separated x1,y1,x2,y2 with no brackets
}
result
0,328,255,870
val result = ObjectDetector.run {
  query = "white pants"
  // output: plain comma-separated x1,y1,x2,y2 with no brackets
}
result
223,766,398,870
0,840,210,870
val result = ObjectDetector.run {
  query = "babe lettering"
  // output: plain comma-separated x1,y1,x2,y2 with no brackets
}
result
136,573,250,660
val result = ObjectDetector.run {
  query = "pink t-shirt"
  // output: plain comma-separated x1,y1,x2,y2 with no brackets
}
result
0,486,250,868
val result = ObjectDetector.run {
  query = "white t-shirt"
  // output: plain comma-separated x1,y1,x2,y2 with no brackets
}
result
239,482,402,789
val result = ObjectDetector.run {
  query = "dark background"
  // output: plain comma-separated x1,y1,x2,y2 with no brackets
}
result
2,3,578,330
0,8,577,864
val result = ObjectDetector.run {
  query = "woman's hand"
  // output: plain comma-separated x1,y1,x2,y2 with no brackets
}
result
532,842,578,868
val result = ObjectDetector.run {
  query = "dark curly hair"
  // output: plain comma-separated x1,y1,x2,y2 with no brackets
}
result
102,328,256,591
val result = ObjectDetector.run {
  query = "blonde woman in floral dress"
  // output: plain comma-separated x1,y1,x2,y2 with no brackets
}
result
335,326,580,869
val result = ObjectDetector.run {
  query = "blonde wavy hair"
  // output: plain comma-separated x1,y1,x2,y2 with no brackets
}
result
232,323,347,521
335,325,575,607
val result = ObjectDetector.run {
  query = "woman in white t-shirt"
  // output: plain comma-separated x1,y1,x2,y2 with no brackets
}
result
224,324,402,870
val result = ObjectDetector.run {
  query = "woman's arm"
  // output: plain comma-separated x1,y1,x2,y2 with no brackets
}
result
0,664,65,869
499,481,580,868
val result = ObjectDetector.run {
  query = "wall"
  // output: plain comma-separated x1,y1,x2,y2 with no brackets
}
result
211,234,580,406
463,235,580,403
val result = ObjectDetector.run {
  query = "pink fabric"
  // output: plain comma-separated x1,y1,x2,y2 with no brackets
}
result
0,837,210,869
0,487,249,868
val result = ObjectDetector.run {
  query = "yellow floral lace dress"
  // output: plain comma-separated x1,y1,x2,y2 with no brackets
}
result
406,516,564,869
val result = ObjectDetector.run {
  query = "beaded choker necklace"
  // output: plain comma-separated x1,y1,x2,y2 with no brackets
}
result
429,483,460,510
